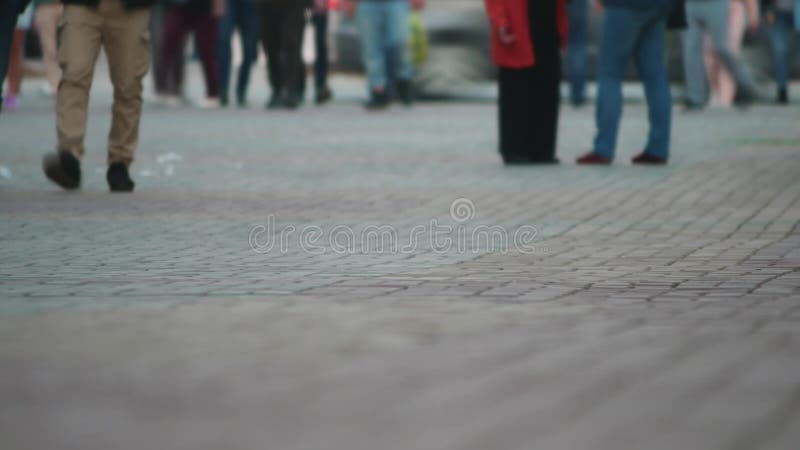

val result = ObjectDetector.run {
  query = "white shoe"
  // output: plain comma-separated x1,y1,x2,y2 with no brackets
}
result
195,97,221,109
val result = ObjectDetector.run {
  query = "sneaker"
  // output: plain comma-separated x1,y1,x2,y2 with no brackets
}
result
396,79,413,106
777,87,789,105
733,86,763,109
107,162,135,192
365,90,389,110
576,152,612,165
683,101,705,112
266,92,284,110
315,86,333,105
284,91,302,110
43,150,81,190
197,97,222,109
236,91,248,108
632,151,667,165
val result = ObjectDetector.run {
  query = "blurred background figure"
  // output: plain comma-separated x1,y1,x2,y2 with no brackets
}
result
567,0,589,107
310,0,333,104
4,2,34,112
33,0,61,97
577,0,674,166
683,0,763,109
158,0,224,108
342,0,424,110
258,0,306,110
703,0,760,107
484,0,567,164
1,0,30,113
217,0,258,107
764,0,800,104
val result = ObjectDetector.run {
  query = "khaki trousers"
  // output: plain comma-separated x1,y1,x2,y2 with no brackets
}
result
56,0,150,165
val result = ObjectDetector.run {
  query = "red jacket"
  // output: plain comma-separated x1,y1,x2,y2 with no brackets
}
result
484,0,569,69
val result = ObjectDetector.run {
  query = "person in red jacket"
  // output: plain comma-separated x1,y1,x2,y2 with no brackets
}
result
484,0,568,164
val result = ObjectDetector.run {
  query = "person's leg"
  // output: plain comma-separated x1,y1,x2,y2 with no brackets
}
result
716,1,745,105
149,2,167,94
592,7,639,160
498,68,531,163
56,3,103,159
312,11,329,91
703,34,721,102
567,0,588,106
193,13,221,99
35,3,63,95
384,0,412,82
770,12,792,93
8,29,26,98
280,1,306,100
235,0,259,104
705,0,760,96
259,3,283,95
356,1,388,93
217,0,236,104
682,2,709,106
0,0,20,107
634,12,671,160
159,6,188,97
101,0,150,166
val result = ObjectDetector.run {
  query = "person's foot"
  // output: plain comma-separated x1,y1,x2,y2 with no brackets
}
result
266,92,284,110
236,91,248,108
365,90,389,110
284,91,302,110
197,97,221,109
632,151,668,165
683,101,705,112
315,86,333,105
220,95,229,107
733,86,763,109
43,150,81,190
576,152,612,165
107,162,135,192
777,87,789,105
3,95,18,111
396,79,413,106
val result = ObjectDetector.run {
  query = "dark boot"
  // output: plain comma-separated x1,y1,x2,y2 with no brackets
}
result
43,150,81,190
315,86,332,105
777,87,789,105
364,90,389,110
107,162,135,192
396,79,413,106
266,92,284,110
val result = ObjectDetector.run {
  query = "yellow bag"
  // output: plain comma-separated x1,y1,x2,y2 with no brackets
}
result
409,12,429,66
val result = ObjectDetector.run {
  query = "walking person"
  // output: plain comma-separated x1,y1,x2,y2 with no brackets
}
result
567,0,590,107
33,0,62,97
682,0,763,108
342,0,425,109
42,0,155,192
158,0,224,108
703,0,759,107
1,0,32,113
257,0,306,109
763,0,800,103
3,2,34,111
217,0,258,107
576,0,676,166
484,0,568,164
310,0,333,104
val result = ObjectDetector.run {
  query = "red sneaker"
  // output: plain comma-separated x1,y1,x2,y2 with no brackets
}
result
576,152,612,165
631,152,668,165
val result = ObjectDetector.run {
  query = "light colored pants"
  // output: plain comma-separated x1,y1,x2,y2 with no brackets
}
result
682,0,760,105
355,0,413,92
703,0,746,106
56,0,150,165
34,3,62,95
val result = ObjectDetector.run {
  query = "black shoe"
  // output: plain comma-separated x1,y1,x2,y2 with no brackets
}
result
683,101,705,112
107,162,135,192
266,92,283,110
734,86,762,108
396,79,413,106
365,90,389,110
43,150,81,190
220,95,229,107
777,87,789,105
315,86,333,105
284,91,302,110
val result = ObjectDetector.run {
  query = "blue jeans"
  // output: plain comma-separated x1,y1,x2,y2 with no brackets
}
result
0,0,23,103
217,0,258,103
312,12,329,90
593,6,672,160
355,0,413,92
770,11,798,90
567,0,589,105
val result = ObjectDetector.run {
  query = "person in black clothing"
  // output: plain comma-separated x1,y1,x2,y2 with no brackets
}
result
257,0,306,109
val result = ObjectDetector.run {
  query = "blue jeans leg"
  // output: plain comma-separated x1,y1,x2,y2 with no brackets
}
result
217,0,236,102
567,0,588,105
635,16,671,159
235,0,258,100
771,12,793,90
356,2,388,91
384,0,412,82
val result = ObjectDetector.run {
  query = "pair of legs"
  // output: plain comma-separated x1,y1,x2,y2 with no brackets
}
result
56,0,150,166
769,10,799,99
217,0,258,106
258,1,305,104
355,0,413,95
682,0,760,106
703,0,746,106
567,0,589,106
158,5,220,99
0,0,23,110
34,2,62,96
592,6,672,161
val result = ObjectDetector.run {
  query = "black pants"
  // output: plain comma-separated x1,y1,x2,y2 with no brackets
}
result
498,0,561,163
258,2,305,95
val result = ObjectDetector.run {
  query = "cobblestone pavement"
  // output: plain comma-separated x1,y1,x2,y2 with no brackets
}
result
1,72,800,450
